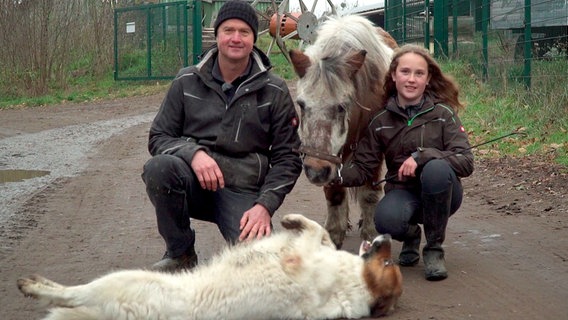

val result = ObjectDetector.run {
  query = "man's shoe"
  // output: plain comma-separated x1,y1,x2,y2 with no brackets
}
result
151,247,198,273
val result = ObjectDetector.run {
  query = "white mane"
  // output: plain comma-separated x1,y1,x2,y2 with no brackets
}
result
298,14,394,105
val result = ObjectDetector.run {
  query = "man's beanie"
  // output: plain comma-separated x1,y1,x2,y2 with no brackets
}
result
214,0,259,42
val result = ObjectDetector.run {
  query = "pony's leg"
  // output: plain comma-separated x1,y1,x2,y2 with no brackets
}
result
17,274,83,308
359,159,386,241
357,185,382,241
281,214,335,248
323,185,350,249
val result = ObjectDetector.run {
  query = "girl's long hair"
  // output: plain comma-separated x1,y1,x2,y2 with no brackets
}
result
383,44,465,113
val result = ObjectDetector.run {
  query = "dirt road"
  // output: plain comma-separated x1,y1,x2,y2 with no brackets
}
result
0,92,566,319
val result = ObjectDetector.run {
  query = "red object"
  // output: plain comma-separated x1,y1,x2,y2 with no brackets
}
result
269,12,300,39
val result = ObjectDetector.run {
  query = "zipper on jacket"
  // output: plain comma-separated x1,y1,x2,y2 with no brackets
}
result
234,104,249,142
255,153,263,185
407,106,435,126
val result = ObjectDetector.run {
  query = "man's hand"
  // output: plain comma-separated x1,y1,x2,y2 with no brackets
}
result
398,156,418,181
190,150,225,191
239,204,272,241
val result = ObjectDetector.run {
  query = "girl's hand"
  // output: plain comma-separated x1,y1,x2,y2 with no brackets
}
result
398,156,418,181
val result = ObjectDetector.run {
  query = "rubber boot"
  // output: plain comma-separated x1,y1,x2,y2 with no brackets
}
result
422,188,452,281
398,224,421,266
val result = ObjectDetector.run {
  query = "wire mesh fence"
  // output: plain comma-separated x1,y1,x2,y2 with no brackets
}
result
385,0,567,91
114,1,193,81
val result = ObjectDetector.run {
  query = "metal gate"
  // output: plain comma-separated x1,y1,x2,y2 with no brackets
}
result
385,0,432,47
385,0,474,58
113,1,202,81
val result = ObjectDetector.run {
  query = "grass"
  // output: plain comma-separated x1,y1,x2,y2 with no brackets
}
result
443,58,568,167
0,73,169,108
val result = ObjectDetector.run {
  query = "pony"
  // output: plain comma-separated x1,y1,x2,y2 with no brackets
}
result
289,15,397,248
18,214,402,319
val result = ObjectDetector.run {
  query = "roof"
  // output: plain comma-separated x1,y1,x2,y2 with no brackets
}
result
340,1,386,16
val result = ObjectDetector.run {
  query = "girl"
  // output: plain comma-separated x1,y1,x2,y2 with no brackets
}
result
338,44,474,280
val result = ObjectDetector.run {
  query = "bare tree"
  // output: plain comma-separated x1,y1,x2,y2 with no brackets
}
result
0,0,118,98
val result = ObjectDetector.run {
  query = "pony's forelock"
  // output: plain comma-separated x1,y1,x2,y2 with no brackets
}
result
297,15,393,108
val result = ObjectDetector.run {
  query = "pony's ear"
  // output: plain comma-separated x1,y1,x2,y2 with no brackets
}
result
376,27,398,49
290,49,311,78
346,50,367,77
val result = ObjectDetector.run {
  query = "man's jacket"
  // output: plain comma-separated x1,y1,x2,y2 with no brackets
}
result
148,46,302,214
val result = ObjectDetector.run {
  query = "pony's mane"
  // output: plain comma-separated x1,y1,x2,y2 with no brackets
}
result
300,15,393,104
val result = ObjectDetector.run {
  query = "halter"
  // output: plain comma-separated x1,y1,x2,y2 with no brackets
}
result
295,97,370,166
294,146,343,165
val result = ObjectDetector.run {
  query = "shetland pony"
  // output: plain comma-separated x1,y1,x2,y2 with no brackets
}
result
18,214,402,319
290,15,397,248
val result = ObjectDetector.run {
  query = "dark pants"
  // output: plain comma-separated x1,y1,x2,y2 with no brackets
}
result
374,159,463,241
141,154,258,257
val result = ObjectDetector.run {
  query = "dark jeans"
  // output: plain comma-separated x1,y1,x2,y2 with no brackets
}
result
374,159,463,241
141,154,258,257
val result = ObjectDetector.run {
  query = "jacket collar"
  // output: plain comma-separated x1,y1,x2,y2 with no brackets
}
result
196,44,272,74
386,94,436,118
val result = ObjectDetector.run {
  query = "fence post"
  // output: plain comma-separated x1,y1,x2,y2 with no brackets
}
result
386,0,403,44
433,0,448,57
424,0,430,50
523,0,532,88
482,0,488,81
114,10,119,81
146,7,152,78
192,0,203,64
452,0,458,55
183,2,189,67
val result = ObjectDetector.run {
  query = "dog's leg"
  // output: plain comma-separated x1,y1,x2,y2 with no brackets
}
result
28,274,64,288
281,214,335,249
17,274,82,308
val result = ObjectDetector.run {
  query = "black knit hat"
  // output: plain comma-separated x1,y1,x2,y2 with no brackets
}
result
214,0,259,42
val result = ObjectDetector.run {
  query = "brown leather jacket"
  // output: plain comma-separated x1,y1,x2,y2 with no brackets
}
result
341,94,474,192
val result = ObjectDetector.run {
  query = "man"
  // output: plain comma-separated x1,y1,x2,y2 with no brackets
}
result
142,0,302,272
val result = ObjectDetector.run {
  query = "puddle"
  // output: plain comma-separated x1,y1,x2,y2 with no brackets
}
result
0,169,50,183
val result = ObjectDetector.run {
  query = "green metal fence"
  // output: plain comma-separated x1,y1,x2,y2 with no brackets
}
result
385,0,567,88
113,0,277,81
114,1,200,81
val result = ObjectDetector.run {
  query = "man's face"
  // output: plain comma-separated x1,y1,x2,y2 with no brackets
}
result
216,19,255,64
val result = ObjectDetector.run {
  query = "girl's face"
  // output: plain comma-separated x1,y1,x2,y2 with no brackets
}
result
391,52,431,106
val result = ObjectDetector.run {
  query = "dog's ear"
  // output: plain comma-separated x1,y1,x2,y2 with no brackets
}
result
358,240,371,256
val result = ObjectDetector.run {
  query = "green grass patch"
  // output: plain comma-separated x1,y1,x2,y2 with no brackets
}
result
448,58,568,166
0,73,168,108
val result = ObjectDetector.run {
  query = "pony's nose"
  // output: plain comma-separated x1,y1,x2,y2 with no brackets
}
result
303,164,332,185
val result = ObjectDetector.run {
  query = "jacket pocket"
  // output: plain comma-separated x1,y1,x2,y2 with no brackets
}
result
209,151,268,192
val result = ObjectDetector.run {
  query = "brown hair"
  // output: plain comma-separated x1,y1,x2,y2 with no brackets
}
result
383,44,464,112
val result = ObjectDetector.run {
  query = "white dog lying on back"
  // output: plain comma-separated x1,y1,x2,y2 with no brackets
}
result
18,213,402,319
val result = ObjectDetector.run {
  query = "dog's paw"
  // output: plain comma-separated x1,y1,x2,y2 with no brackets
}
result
17,277,39,298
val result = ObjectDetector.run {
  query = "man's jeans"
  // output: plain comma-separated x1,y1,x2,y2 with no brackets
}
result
142,154,258,257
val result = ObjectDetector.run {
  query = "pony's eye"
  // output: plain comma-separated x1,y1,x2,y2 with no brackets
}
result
297,100,306,112
337,104,347,114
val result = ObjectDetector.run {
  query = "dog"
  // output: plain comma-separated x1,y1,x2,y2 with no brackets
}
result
18,213,402,319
